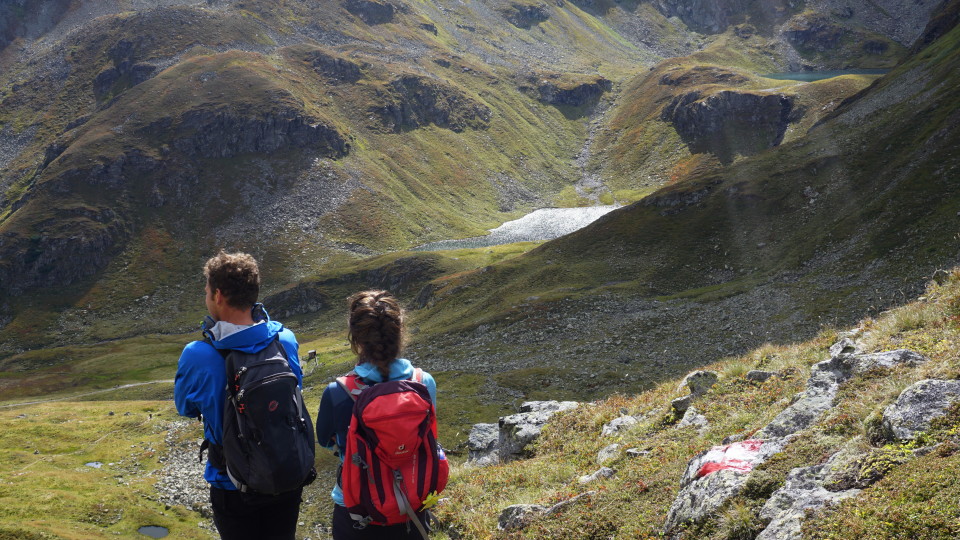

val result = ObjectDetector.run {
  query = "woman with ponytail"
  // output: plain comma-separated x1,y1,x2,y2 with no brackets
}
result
315,290,438,539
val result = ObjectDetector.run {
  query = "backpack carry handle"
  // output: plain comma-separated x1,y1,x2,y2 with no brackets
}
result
337,368,424,402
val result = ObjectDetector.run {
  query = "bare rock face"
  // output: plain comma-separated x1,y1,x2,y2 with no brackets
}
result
537,76,612,107
299,48,364,84
94,63,158,101
166,107,349,159
344,0,394,25
0,0,71,52
0,208,128,296
661,90,796,163
371,75,492,132
262,285,329,320
650,0,749,33
503,3,551,29
783,13,846,52
93,39,159,101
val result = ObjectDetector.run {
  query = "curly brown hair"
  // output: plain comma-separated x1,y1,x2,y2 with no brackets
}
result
203,250,260,309
348,290,404,378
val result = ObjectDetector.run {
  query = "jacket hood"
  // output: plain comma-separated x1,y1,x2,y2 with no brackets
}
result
355,358,415,382
202,306,284,354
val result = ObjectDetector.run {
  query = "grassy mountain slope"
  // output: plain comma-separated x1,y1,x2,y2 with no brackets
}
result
0,0,929,354
0,0,662,351
404,13,960,398
431,268,960,539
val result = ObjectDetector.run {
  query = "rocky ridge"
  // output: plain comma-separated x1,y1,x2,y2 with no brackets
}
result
451,306,960,536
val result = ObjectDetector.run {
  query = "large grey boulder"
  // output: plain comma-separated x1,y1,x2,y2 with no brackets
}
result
498,492,595,530
578,467,616,485
467,401,579,466
664,437,792,533
882,379,960,440
498,504,548,530
597,443,621,465
757,457,861,540
677,406,709,432
601,415,640,437
679,370,719,397
466,423,499,466
498,401,579,461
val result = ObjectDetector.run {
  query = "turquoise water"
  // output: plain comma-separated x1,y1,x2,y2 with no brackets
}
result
413,206,620,251
762,69,889,82
138,526,169,538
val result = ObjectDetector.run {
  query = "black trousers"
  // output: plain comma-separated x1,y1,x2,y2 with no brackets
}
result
210,486,303,540
332,504,430,539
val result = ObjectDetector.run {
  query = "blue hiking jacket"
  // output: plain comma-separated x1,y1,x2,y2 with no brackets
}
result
174,311,302,490
315,358,437,505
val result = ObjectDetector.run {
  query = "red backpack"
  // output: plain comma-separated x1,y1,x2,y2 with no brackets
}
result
337,368,448,538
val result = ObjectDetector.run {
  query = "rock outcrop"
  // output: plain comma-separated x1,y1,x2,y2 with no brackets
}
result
661,90,796,163
371,75,492,132
882,379,960,440
467,423,500,466
537,76,612,107
0,206,129,296
671,369,718,417
678,370,719,397
783,13,846,52
664,437,791,533
164,106,349,159
0,0,71,52
503,3,550,29
93,62,158,101
756,455,861,540
601,414,639,436
300,48,364,83
663,345,928,534
650,0,749,33
498,491,595,530
467,401,579,465
759,349,928,439
343,0,394,25
262,285,329,320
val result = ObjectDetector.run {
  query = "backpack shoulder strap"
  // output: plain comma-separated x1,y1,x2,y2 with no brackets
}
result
411,367,423,384
336,372,366,402
203,336,230,360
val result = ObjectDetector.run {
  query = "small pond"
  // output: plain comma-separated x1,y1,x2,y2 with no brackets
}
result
138,525,169,538
413,205,620,251
762,69,890,82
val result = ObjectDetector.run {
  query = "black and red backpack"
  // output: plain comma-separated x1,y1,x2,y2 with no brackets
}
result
337,368,448,538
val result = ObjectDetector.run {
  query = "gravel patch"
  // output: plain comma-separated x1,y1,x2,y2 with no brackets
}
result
154,420,216,533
